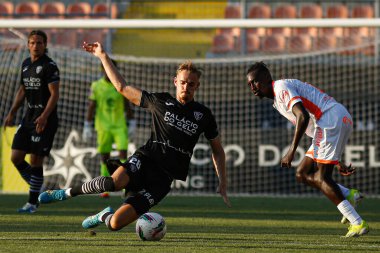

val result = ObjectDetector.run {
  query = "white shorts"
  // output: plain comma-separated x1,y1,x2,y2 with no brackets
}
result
305,104,353,164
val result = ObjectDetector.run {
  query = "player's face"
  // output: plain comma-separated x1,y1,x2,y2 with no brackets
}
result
28,35,46,60
174,70,200,104
247,73,264,99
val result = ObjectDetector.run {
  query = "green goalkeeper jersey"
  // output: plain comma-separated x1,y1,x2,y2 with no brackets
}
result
89,77,127,131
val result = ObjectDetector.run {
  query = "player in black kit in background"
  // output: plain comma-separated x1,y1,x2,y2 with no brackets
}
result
3,30,60,213
39,42,230,231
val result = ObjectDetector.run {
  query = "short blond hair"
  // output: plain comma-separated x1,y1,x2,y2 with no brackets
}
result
176,61,202,79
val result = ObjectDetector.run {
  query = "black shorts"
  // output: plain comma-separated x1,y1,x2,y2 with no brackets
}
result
123,154,173,215
12,119,58,156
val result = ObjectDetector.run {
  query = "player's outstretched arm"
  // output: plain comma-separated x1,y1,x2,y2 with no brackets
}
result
82,42,142,106
209,136,231,207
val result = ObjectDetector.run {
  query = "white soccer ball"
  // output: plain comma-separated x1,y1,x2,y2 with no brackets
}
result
135,212,167,241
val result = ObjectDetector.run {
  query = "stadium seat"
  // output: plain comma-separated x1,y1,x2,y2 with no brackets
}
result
288,34,312,53
211,34,235,54
0,2,14,36
55,29,78,48
246,34,260,54
349,4,374,37
66,2,92,19
247,4,271,36
220,4,241,36
271,4,297,36
82,29,106,44
93,2,118,19
0,2,14,19
41,2,65,19
296,4,322,36
322,4,348,37
261,35,286,54
341,35,363,55
15,2,40,18
314,36,338,51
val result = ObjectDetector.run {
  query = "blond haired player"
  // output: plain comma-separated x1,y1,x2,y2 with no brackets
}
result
246,61,368,238
39,42,230,232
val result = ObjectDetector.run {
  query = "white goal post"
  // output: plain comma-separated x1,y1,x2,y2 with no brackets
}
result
1,18,380,28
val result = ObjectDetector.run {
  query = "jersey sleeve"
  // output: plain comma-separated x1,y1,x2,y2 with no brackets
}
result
44,60,60,84
274,80,302,113
204,110,219,140
139,90,158,109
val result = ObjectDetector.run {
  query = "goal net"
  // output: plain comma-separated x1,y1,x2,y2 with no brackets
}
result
0,34,379,196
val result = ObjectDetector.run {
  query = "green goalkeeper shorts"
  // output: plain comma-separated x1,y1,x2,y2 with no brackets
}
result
97,127,128,153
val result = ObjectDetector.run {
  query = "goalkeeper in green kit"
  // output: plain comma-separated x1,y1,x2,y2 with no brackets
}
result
82,59,135,198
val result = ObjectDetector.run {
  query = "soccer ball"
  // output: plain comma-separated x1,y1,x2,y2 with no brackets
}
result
135,212,166,241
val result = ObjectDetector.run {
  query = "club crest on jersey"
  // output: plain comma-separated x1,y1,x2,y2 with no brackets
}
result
36,66,43,74
194,111,203,121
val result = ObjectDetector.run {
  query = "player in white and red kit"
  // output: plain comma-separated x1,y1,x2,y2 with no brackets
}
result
246,61,368,238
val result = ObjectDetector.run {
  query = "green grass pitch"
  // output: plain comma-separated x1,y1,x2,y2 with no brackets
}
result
0,194,379,253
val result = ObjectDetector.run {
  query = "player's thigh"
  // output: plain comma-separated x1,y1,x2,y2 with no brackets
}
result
296,156,315,175
112,128,128,151
314,106,353,162
111,203,139,229
97,130,113,153
111,165,131,190
30,122,58,157
11,124,31,154
123,159,172,215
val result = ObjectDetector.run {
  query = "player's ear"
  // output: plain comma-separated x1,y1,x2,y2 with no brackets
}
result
173,77,177,86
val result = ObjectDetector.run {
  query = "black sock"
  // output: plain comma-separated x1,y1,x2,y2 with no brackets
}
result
70,176,115,197
15,160,31,184
29,167,43,205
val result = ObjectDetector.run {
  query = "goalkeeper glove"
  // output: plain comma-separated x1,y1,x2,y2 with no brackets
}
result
128,119,137,142
82,121,93,142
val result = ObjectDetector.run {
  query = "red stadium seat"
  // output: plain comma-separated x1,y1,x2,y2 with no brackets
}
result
66,2,91,19
41,2,65,19
15,2,40,18
288,34,312,53
220,5,241,36
93,3,118,19
322,4,348,37
340,35,363,55
55,29,79,48
261,35,286,54
271,4,297,36
349,4,374,37
296,4,322,36
246,34,260,54
314,36,338,51
0,2,14,19
247,4,271,36
82,29,106,44
0,2,14,36
211,34,235,54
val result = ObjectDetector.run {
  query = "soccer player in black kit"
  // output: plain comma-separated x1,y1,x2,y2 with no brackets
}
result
3,30,60,213
39,42,230,231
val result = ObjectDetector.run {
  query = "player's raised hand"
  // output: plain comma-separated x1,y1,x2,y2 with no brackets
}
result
82,42,104,57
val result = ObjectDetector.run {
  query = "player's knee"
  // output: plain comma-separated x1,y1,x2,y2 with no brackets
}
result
11,155,23,166
107,219,123,231
295,172,305,183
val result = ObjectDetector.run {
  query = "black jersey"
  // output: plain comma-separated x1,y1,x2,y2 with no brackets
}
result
20,54,60,122
136,91,219,181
